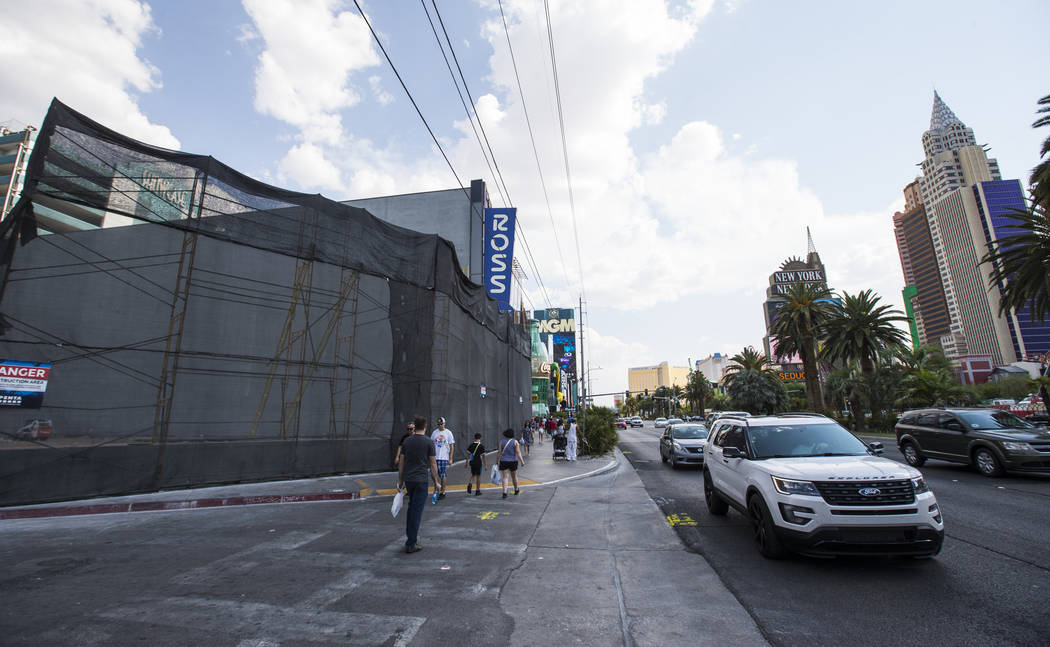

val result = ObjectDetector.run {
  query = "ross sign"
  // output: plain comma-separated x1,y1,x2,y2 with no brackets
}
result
0,360,51,408
483,207,517,312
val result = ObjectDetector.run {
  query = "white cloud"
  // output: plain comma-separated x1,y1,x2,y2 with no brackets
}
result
244,0,381,148
0,0,178,148
368,76,395,106
278,142,345,192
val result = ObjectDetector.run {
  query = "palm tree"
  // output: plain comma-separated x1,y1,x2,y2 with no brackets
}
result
897,369,968,408
1030,93,1050,211
769,282,832,413
823,290,909,432
685,369,714,415
724,347,787,414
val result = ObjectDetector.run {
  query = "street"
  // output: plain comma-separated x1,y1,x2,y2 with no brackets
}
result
618,422,1050,647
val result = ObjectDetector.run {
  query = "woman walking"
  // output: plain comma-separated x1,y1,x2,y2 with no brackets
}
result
498,428,526,499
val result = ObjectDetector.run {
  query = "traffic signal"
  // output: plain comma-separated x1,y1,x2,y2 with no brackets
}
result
625,390,630,402
644,388,649,397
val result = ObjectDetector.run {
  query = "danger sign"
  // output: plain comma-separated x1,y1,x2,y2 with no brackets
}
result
0,361,51,408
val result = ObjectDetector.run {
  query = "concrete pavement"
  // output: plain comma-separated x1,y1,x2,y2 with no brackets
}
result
0,439,768,646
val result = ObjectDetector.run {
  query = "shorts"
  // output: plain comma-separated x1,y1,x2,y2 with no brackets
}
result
499,460,518,472
469,460,482,476
436,460,449,478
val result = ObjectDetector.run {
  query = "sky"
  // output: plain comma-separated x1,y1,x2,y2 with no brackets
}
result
2,0,1048,405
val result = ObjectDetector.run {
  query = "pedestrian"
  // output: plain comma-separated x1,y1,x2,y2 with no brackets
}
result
521,421,533,456
398,416,441,554
431,416,455,501
547,416,557,440
498,428,525,499
465,432,485,496
566,417,578,462
393,421,415,468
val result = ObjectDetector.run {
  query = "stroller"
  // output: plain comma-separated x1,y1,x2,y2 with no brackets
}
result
552,433,567,460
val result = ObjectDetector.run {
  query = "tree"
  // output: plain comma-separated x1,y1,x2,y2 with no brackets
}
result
769,282,833,413
685,369,714,414
724,347,787,414
822,290,909,432
1029,93,1050,212
898,369,968,409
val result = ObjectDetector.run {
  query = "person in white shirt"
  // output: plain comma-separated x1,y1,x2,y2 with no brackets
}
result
431,417,455,500
566,418,578,461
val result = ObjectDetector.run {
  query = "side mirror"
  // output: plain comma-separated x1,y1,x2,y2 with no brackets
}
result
722,446,744,459
868,441,884,455
945,422,964,432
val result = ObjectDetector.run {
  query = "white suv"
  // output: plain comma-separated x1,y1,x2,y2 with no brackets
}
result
703,414,944,559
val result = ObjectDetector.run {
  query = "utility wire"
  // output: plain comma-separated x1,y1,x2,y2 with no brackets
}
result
543,0,587,301
497,0,573,291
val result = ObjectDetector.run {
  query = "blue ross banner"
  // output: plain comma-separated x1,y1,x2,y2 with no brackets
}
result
483,207,517,311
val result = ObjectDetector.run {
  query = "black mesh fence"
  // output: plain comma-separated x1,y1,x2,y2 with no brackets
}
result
0,99,530,506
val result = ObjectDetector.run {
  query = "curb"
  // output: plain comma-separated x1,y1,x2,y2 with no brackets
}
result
0,491,362,520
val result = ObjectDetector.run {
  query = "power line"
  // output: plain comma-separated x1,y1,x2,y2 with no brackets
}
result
542,0,587,301
497,0,573,291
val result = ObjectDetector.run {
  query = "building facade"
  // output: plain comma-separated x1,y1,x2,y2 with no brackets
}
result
901,92,1045,369
628,361,690,394
695,353,729,385
893,179,952,350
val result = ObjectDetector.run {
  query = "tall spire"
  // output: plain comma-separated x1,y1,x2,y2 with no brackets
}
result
806,226,817,255
930,90,961,132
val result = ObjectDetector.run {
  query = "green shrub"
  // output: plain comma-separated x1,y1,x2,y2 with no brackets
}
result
579,405,618,456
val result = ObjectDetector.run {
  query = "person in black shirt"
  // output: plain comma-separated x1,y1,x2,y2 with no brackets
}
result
393,421,415,468
465,432,486,496
397,416,440,553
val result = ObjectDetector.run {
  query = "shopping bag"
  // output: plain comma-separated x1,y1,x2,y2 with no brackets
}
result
490,464,501,485
391,489,405,517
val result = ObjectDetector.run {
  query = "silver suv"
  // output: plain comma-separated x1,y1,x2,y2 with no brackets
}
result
703,414,944,559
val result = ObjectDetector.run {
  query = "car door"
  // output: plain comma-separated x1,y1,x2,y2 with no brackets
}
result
911,412,939,454
706,423,729,488
660,427,671,459
712,424,749,507
931,412,969,460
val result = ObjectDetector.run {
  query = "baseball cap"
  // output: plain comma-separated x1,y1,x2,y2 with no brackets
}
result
437,416,446,425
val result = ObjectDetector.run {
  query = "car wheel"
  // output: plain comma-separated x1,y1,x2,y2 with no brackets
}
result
704,470,728,516
901,441,926,467
748,494,787,559
670,453,678,469
973,447,1004,477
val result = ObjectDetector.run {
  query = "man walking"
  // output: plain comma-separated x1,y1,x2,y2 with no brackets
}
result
431,417,455,500
566,417,578,462
398,416,441,554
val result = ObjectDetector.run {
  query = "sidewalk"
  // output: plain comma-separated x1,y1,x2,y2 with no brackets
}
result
0,439,612,520
0,441,768,646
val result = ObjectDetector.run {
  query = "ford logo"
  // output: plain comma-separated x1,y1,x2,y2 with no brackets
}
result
858,487,881,496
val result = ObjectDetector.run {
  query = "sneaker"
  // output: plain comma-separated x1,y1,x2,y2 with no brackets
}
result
466,484,472,494
406,545,423,554
438,492,446,500
514,489,520,495
502,492,508,499
475,490,481,496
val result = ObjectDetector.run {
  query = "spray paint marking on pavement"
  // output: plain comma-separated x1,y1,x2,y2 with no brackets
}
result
666,513,697,527
477,511,510,520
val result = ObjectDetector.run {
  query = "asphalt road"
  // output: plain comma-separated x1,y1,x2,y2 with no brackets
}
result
618,423,1050,647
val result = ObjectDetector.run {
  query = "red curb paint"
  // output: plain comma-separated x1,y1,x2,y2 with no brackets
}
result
0,491,362,520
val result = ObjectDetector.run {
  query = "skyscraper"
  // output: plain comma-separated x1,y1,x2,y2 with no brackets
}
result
896,92,1048,376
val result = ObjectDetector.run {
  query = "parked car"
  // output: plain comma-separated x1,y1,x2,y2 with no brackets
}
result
665,417,685,427
895,407,1050,477
706,411,750,427
628,416,644,428
616,418,628,429
660,423,708,469
705,413,943,558
654,417,669,428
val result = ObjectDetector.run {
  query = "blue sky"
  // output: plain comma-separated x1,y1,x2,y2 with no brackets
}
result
2,0,1048,402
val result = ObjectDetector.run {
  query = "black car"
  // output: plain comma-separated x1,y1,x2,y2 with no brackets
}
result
895,408,1050,477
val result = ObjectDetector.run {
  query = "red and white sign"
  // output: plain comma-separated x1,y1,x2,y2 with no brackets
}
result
0,362,50,393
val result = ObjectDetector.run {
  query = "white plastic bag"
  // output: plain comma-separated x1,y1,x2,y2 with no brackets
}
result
391,488,405,517
490,464,501,485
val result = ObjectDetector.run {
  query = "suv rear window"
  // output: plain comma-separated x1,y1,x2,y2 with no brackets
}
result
956,410,1033,430
746,423,867,459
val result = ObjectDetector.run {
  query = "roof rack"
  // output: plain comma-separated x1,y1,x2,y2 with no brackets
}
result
776,412,829,418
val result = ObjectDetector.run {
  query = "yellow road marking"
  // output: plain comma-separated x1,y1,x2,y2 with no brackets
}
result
477,511,509,520
666,513,697,527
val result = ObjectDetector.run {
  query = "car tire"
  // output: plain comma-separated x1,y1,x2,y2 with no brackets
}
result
748,494,788,559
901,441,926,467
973,447,1004,477
670,454,678,469
704,470,728,516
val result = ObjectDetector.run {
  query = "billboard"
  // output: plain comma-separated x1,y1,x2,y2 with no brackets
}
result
484,207,517,312
533,308,577,406
0,360,51,408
